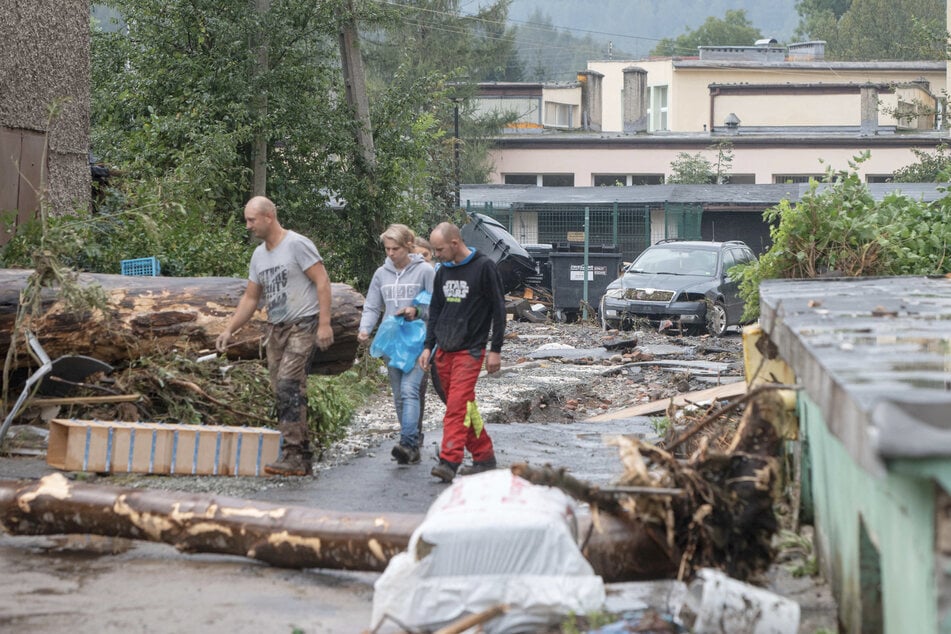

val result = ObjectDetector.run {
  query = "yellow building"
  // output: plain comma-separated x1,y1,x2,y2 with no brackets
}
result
474,42,947,186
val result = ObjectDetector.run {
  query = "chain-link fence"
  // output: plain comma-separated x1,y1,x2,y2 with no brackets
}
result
465,201,702,263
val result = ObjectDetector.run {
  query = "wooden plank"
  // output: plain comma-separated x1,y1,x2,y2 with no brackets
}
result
0,127,21,214
584,380,747,421
16,130,44,225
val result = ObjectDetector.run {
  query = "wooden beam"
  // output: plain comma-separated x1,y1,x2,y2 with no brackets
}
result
583,380,747,420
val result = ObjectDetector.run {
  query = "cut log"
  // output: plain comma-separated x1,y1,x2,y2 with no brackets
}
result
0,269,363,375
0,473,664,581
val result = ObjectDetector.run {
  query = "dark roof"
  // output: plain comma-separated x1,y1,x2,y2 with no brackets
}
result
461,183,950,208
759,276,951,471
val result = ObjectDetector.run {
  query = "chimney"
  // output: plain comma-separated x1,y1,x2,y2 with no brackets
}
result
860,84,879,135
578,70,604,131
622,66,648,133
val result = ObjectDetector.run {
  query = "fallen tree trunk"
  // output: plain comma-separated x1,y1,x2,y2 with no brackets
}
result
0,269,363,375
0,473,662,581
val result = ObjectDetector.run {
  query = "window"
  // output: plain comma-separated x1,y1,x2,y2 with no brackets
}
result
723,173,755,184
504,174,539,186
592,174,664,186
544,102,574,128
503,174,575,187
632,174,665,185
541,174,574,187
773,174,824,184
866,174,893,184
648,85,668,132
593,174,628,187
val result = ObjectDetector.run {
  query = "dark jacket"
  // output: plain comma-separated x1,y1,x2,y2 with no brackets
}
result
425,249,506,353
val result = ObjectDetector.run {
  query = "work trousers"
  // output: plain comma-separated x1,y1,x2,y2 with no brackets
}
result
434,348,494,465
266,315,317,450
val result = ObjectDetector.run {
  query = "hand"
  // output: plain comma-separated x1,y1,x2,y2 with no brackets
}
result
215,330,232,353
396,306,417,321
485,351,501,374
316,324,334,351
419,348,431,370
357,330,370,345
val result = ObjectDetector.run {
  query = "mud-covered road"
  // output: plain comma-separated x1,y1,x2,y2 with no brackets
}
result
0,321,837,632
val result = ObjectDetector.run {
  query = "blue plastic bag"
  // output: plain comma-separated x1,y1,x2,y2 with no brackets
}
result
369,315,426,373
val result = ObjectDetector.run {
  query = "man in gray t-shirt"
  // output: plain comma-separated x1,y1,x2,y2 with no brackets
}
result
216,196,334,476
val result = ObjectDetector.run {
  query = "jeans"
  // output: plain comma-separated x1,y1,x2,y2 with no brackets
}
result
388,362,425,449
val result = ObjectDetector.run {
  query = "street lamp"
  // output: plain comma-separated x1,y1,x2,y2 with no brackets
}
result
451,97,463,209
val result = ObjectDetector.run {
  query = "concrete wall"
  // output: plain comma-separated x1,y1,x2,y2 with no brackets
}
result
487,144,928,186
800,393,938,633
0,0,91,218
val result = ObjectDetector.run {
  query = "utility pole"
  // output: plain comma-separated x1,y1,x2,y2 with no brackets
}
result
338,0,375,171
250,0,270,196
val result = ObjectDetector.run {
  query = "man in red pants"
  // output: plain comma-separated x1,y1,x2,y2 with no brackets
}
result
419,222,506,483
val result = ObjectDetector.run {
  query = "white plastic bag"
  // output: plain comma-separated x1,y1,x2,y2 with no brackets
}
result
371,470,605,633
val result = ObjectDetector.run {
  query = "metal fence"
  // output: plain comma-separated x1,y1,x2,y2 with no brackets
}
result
465,201,702,263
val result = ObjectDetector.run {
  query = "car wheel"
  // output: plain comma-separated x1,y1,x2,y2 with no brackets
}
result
706,301,728,336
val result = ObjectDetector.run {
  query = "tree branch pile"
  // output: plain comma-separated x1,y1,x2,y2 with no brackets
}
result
513,388,788,582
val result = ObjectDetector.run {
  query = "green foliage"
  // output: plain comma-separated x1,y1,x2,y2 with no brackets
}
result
651,416,673,437
892,144,951,183
652,10,762,57
794,0,851,42
91,0,469,291
668,153,714,184
736,152,951,320
796,0,945,61
0,178,254,278
306,370,377,448
667,142,734,184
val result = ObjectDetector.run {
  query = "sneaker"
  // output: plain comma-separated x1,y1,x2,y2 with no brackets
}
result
458,456,498,476
431,459,458,483
264,451,313,476
391,444,421,465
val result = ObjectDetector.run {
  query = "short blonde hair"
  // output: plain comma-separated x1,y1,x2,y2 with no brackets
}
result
379,224,416,249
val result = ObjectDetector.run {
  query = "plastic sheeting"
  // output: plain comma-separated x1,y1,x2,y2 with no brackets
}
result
371,469,605,633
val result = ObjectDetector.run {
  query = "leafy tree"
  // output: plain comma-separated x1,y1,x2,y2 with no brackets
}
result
794,0,851,42
90,0,458,289
667,142,733,184
651,10,762,57
795,0,945,60
736,152,951,319
892,145,951,182
667,153,714,184
833,0,944,60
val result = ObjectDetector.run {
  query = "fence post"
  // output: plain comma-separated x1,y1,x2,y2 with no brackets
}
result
612,201,619,250
583,206,590,321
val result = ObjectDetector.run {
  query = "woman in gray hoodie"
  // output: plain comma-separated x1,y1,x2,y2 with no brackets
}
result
358,224,436,465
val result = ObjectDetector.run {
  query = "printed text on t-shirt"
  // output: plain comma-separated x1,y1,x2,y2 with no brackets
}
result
442,279,469,303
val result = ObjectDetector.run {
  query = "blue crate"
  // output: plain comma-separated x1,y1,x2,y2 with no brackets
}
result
121,256,161,276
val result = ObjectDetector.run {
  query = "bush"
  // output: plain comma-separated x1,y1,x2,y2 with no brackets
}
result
736,153,951,320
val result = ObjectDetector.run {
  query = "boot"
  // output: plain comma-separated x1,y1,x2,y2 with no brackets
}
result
430,459,458,483
265,447,313,476
391,444,421,465
458,456,497,476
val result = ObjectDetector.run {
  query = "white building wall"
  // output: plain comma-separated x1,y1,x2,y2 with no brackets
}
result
488,144,927,185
